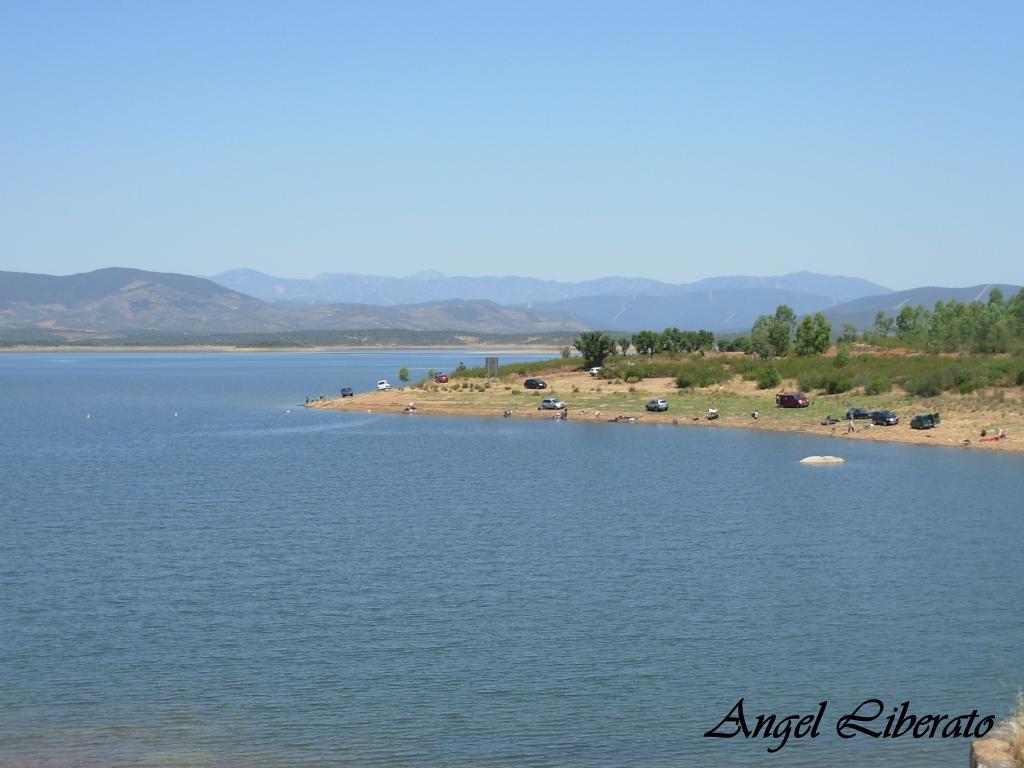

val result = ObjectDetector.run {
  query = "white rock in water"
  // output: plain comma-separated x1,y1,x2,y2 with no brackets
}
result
800,455,845,464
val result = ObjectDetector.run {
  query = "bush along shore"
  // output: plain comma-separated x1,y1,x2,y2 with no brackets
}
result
308,348,1024,453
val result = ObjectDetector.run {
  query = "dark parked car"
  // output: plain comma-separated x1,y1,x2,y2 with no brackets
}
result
340,387,354,397
645,399,669,412
872,410,899,426
910,412,941,430
775,392,809,408
524,378,547,390
844,407,871,420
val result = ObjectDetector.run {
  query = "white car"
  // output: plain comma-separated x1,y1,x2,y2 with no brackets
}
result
538,397,566,410
376,379,392,391
589,367,602,376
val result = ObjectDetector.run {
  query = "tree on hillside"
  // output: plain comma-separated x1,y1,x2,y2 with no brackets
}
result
838,324,859,344
1008,289,1024,337
750,315,774,359
772,305,797,352
896,305,929,343
619,337,632,356
659,327,684,353
632,330,660,357
750,305,797,359
795,312,832,356
573,331,617,368
693,329,715,351
872,310,895,339
720,335,750,353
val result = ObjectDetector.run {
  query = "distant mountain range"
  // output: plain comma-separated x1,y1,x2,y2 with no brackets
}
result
1,267,1019,341
213,268,889,308
0,268,586,336
210,269,892,332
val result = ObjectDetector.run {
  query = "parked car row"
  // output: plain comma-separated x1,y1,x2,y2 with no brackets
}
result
338,378,395,394
843,404,942,429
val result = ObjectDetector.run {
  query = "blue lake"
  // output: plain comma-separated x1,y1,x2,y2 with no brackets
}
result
1,351,1022,767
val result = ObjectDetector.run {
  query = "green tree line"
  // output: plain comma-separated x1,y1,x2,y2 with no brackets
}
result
869,288,1024,353
574,328,715,367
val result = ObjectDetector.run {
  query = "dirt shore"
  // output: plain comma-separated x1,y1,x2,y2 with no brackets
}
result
309,370,1023,453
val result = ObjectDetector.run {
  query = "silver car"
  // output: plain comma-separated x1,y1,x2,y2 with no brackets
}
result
645,399,669,412
538,397,566,410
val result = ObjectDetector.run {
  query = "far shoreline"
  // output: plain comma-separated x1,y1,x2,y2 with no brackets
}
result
0,344,564,354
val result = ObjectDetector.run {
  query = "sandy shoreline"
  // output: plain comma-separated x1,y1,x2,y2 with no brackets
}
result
309,370,1023,454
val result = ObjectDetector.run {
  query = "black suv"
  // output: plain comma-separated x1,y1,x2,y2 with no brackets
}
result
871,410,899,426
340,387,354,397
844,407,871,420
524,378,547,390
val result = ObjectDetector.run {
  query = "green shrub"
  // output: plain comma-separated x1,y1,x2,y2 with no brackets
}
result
985,359,1012,380
904,375,943,397
798,372,822,392
833,345,851,368
756,365,781,389
800,370,853,394
864,376,892,395
823,374,854,394
676,372,694,389
1016,369,1024,386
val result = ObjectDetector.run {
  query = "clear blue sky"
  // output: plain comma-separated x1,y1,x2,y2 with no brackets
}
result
2,1,1021,289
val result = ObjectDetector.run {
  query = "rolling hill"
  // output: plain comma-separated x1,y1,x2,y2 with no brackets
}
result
0,269,587,336
823,284,1023,330
7,267,1016,339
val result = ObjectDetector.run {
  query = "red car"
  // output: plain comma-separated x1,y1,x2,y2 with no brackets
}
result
775,392,809,408
434,373,449,383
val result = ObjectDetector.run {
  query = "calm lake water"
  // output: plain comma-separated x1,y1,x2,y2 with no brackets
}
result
1,351,1023,768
